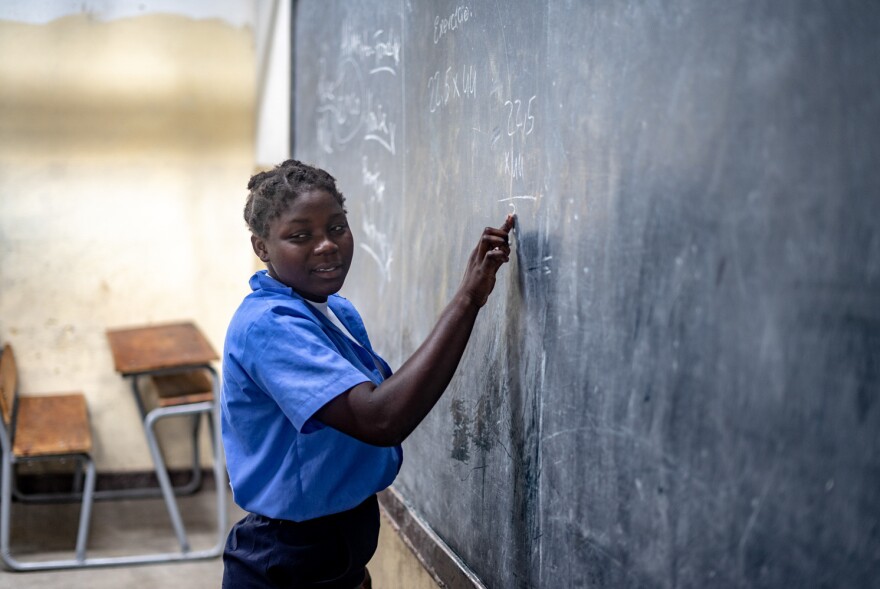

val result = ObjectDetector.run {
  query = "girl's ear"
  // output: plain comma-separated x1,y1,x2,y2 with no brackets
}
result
251,234,270,262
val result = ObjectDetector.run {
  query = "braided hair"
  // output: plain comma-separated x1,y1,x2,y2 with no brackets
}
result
244,159,346,238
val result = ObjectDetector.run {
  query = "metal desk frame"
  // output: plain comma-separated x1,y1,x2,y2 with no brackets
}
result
1,322,227,570
101,322,227,566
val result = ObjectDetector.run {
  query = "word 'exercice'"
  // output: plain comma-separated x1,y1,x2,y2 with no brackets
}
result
434,5,472,44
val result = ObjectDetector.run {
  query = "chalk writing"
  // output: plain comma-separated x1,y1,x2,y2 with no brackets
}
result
498,195,537,203
433,5,472,44
361,156,386,203
316,57,365,152
315,25,401,154
427,64,477,113
360,156,394,284
360,220,394,284
491,95,538,188
317,112,334,154
341,21,401,72
316,21,401,284
504,150,525,179
498,194,538,215
505,95,537,138
364,91,396,155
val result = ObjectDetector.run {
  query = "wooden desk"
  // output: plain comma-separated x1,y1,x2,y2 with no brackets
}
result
105,321,226,559
107,322,218,376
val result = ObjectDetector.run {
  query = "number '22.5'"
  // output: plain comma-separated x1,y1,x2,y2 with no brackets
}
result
505,96,536,137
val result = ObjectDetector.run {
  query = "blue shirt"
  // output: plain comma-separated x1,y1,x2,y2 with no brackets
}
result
220,270,402,521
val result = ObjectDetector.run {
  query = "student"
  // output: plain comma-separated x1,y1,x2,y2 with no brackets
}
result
221,159,513,588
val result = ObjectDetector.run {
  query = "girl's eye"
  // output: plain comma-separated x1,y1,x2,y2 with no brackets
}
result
289,233,309,242
330,223,348,234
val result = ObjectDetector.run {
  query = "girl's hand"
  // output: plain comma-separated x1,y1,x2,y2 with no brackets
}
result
458,214,515,307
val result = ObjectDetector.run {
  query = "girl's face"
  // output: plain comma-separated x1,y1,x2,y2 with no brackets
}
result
252,189,353,302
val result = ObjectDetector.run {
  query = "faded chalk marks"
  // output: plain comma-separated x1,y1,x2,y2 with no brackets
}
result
448,393,502,462
450,397,471,462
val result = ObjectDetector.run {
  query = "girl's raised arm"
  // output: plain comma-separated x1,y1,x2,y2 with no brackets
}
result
316,215,515,446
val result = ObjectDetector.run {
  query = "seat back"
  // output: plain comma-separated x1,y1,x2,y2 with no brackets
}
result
0,343,18,453
0,343,16,428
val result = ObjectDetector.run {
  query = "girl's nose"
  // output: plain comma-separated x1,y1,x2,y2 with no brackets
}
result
314,235,339,255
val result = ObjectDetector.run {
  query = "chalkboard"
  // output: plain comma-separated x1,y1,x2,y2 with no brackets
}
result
291,2,880,587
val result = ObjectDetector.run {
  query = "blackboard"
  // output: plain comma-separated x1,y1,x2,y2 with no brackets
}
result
291,2,880,587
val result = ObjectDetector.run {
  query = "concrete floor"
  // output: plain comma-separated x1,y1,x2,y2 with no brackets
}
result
2,487,244,588
1,487,440,589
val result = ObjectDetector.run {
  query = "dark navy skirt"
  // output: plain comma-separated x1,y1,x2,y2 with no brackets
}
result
222,495,379,588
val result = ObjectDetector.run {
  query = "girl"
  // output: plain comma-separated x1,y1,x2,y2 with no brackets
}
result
221,159,513,588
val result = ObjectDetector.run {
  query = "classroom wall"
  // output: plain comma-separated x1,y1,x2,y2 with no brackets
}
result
0,11,255,471
0,4,444,583
254,0,291,169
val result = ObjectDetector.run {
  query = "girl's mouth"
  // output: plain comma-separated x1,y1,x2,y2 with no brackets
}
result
313,263,343,275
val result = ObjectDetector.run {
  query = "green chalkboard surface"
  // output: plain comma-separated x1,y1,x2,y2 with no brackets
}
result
292,2,880,587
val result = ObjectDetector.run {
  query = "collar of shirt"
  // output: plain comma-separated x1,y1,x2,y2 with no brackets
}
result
248,270,389,377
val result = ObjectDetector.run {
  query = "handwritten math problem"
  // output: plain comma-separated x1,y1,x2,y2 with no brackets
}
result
425,7,541,211
427,64,477,113
314,5,546,272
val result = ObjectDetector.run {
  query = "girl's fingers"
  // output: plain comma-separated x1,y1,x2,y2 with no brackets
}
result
480,215,515,251
485,249,510,265
472,214,515,270
461,216,514,307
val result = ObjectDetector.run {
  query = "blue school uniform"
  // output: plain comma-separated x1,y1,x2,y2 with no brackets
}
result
220,270,402,587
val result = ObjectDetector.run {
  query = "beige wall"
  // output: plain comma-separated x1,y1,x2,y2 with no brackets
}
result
0,9,438,585
0,14,256,471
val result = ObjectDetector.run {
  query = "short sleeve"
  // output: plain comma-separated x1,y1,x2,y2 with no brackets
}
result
242,307,373,432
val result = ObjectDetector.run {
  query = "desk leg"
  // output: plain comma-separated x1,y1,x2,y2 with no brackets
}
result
144,408,192,553
82,375,204,501
74,455,97,563
129,368,226,558
185,414,204,493
143,400,227,555
1,444,14,565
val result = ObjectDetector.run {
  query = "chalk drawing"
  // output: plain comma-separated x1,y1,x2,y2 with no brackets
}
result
316,57,365,152
360,156,394,284
364,91,396,155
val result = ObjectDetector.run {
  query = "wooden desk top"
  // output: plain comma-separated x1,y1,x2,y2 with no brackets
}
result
106,321,218,376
